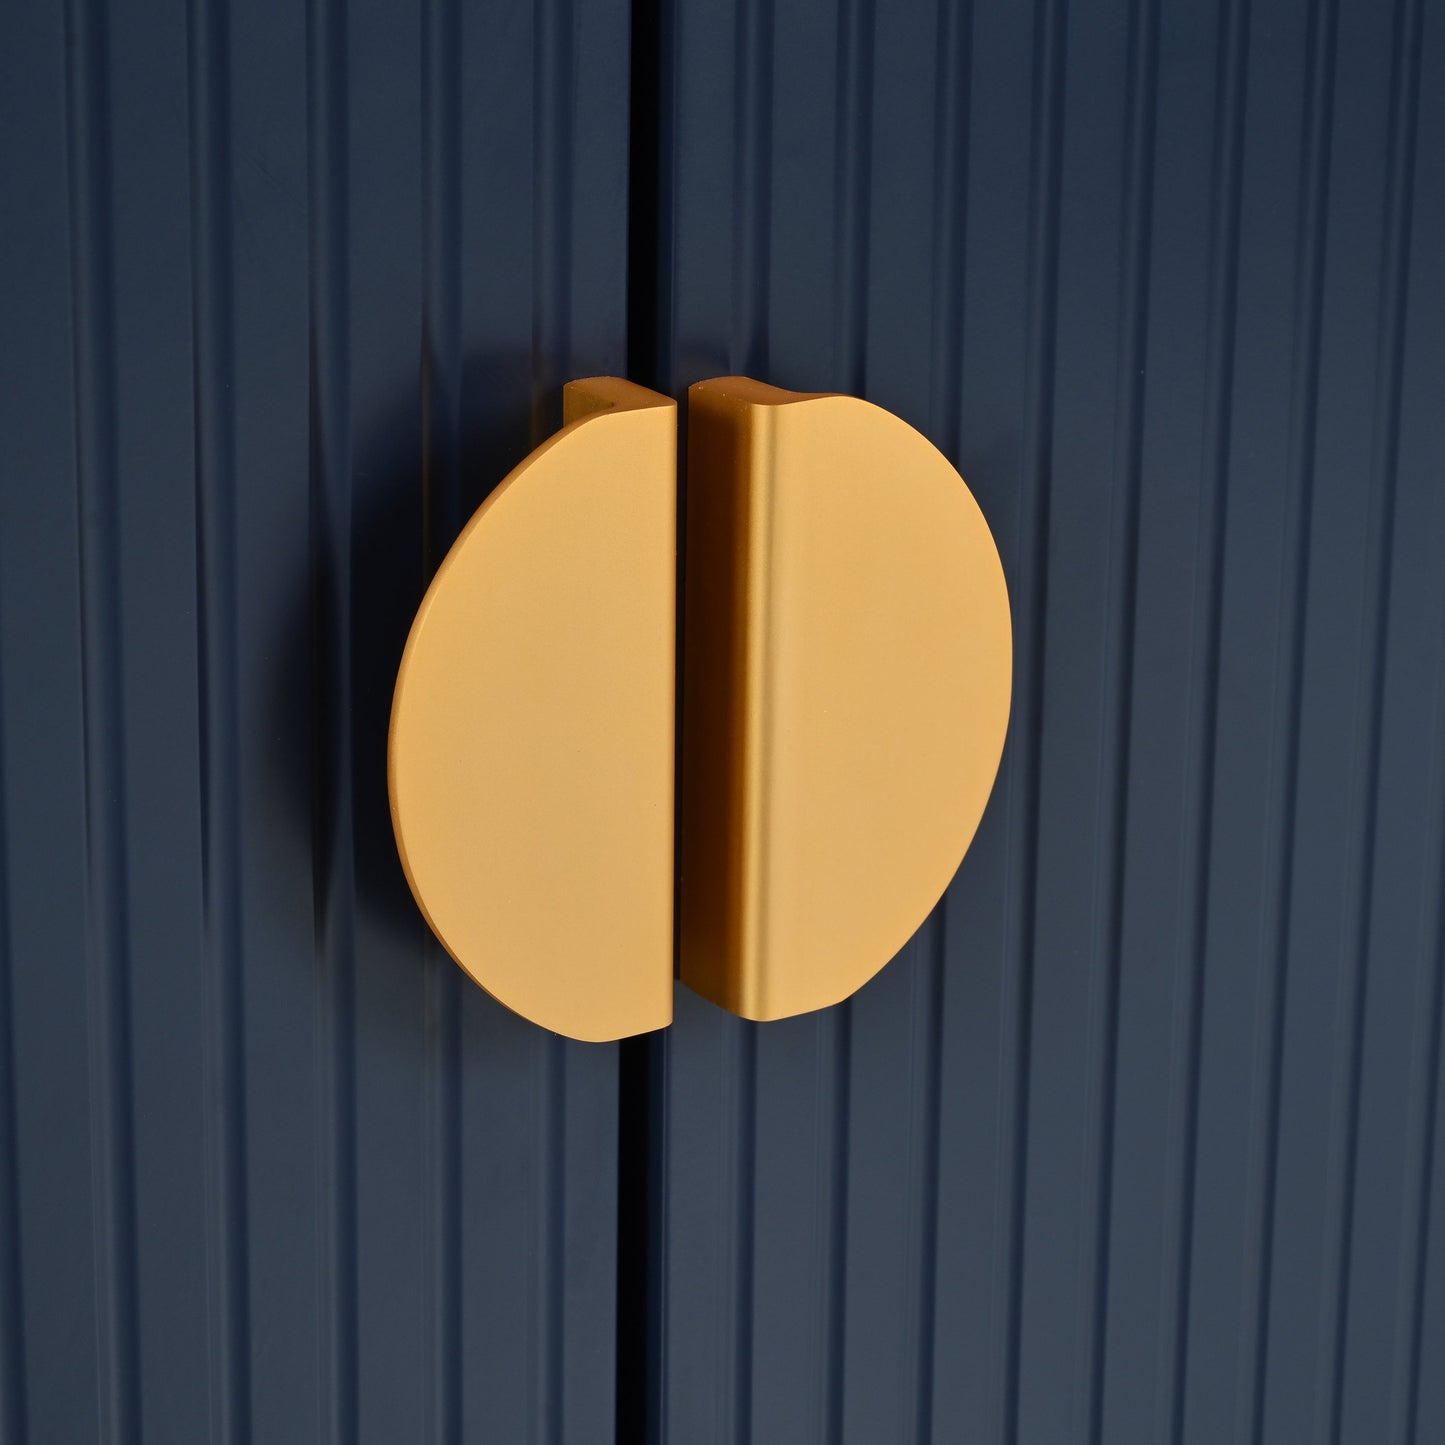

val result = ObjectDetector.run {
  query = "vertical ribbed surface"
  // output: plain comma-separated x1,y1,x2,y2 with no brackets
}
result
0,1,630,1441
4,2,1445,1441
648,0,1445,1442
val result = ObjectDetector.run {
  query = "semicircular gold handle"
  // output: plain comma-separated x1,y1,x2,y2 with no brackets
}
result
389,378,678,1042
678,378,1012,1022
388,375,1011,1041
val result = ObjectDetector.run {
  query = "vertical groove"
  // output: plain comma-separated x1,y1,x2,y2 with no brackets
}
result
529,4,551,1434
626,0,663,390
819,1004,851,1445
1321,0,1420,1435
522,1042,538,1442
421,945,461,1445
1404,943,1445,1445
532,0,573,438
651,0,678,388
305,0,356,1433
719,7,772,1436
731,0,773,377
615,1025,661,1445
62,0,142,1438
420,0,464,563
1390,33,1440,1433
0,657,28,1441
731,1024,757,1445
187,1,251,1442
534,1039,566,1445
914,5,974,1428
530,2,573,1433
1399,625,1445,1445
1085,0,1160,1439
929,0,973,458
645,1031,671,1445
813,7,876,1436
420,0,463,1436
420,950,461,1445
1000,0,1067,1439
531,0,551,429
912,918,947,1445
832,0,874,394
619,0,666,1431
1158,0,1249,1437
1231,0,1337,1436
524,1050,541,1445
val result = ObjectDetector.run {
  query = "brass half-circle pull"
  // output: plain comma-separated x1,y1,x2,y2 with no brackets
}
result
388,376,1011,1040
389,378,678,1042
678,378,1012,1022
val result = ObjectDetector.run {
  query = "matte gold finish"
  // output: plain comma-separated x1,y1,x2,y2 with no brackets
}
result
388,378,676,1042
391,373,1009,1038
679,378,1012,1022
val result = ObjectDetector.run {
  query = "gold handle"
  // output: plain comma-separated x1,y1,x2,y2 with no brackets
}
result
388,377,1011,1040
678,379,1012,1021
389,378,678,1042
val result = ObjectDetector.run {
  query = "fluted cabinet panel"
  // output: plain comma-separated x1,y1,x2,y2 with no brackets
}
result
3,0,1444,1442
0,1,631,1441
639,0,1445,1442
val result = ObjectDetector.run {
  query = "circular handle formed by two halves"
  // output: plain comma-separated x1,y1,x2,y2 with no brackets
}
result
388,376,1011,1041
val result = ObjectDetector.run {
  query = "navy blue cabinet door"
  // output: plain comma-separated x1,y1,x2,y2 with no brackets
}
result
640,1,1445,1443
0,0,631,1440
5,0,1445,1442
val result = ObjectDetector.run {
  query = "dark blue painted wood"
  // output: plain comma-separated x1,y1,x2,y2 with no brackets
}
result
643,0,1445,1442
4,0,1445,1441
0,0,631,1441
